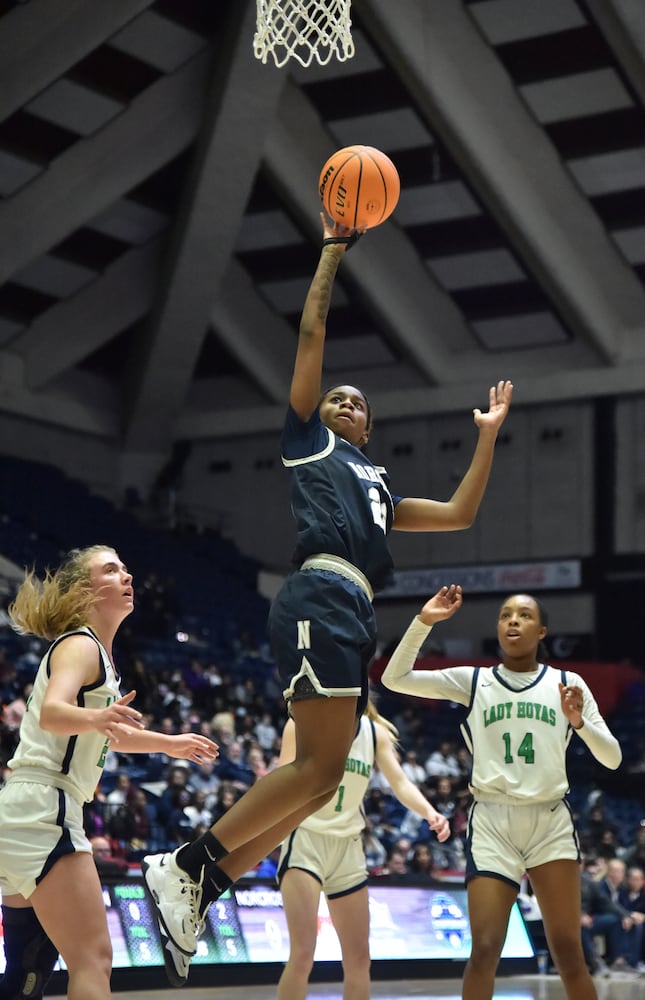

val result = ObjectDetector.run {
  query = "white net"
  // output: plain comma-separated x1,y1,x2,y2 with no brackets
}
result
254,0,354,69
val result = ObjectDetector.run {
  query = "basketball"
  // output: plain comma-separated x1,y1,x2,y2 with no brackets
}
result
318,145,400,230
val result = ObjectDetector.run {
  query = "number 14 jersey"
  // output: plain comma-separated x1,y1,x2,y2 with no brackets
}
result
461,663,576,804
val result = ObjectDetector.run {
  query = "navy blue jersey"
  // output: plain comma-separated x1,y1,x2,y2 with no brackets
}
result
282,406,401,592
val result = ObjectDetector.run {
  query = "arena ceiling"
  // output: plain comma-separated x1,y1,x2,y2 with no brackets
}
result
0,0,644,462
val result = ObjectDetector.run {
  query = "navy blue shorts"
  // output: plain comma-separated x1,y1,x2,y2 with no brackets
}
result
268,568,376,713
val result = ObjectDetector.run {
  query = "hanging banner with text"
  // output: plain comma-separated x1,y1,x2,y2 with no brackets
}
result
378,559,581,599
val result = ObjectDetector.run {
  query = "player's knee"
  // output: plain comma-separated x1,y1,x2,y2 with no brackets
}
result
290,949,315,976
549,933,585,977
343,947,370,974
469,934,505,968
63,941,112,983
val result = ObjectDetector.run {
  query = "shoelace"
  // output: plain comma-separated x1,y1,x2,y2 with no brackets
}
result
178,875,204,938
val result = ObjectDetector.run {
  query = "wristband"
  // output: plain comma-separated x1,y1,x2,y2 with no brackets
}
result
322,232,363,251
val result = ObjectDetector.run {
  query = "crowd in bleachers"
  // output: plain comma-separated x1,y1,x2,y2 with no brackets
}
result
1,453,645,973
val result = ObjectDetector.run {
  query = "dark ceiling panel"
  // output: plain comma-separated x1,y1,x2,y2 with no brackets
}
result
0,0,642,443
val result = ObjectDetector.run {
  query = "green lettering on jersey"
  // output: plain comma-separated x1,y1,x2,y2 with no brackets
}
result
490,701,559,731
96,694,117,767
484,703,512,726
345,757,370,778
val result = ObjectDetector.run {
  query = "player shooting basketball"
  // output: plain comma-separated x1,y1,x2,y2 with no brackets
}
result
142,210,513,986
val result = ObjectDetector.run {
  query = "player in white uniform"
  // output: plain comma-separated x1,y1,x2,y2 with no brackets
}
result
381,586,621,1000
0,546,218,1000
276,700,449,1000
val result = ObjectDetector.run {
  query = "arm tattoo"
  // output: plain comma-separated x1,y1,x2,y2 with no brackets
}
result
315,249,342,322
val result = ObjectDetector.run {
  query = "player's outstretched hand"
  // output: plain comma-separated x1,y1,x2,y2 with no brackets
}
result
166,733,220,764
95,690,144,741
418,584,463,627
473,380,513,432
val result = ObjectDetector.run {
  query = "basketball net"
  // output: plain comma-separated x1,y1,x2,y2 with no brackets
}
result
254,0,354,69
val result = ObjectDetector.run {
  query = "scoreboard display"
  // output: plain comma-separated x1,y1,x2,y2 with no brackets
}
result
0,877,535,978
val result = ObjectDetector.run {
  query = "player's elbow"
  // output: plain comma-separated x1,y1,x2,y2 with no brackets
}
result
381,671,398,692
441,506,476,532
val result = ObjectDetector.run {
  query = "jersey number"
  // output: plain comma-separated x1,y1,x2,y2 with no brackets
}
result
334,784,345,812
368,487,387,533
502,731,535,765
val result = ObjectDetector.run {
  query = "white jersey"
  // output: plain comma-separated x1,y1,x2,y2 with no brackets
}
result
381,616,621,803
301,715,376,837
9,626,121,803
462,663,573,803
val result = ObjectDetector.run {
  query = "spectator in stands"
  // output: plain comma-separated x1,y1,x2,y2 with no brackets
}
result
182,789,214,831
401,748,426,786
156,763,192,829
362,786,400,853
254,711,278,754
619,866,645,971
189,757,220,811
210,782,241,825
623,822,645,870
580,860,623,976
163,788,196,848
599,857,628,905
247,744,269,783
598,858,641,971
425,738,461,779
210,705,236,748
409,842,436,882
122,787,160,856
83,790,107,840
581,803,620,855
362,817,387,874
455,745,473,782
381,847,411,881
90,836,129,879
390,835,413,861
215,738,254,792
428,776,461,870
105,771,135,810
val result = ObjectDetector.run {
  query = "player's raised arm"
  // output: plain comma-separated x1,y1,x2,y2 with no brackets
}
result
393,381,513,532
290,213,357,421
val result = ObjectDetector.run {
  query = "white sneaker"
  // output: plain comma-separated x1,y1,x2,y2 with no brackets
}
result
159,928,191,988
142,851,204,958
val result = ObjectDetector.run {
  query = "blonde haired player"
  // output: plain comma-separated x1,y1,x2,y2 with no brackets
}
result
0,547,218,1000
276,700,449,1000
381,585,621,1000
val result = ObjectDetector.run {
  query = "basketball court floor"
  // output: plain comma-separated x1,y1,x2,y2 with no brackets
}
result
47,972,645,999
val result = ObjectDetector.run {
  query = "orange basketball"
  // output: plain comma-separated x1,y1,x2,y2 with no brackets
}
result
318,145,400,230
